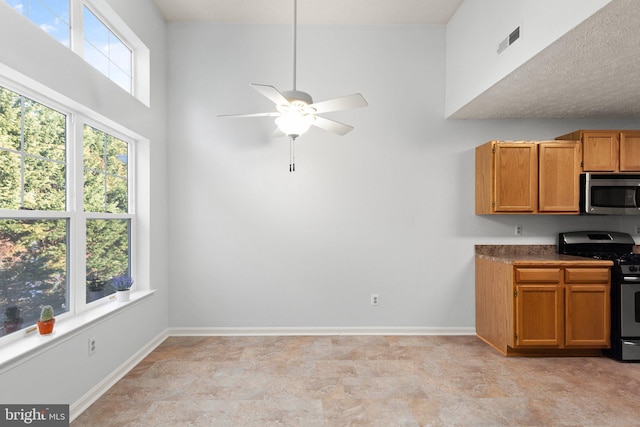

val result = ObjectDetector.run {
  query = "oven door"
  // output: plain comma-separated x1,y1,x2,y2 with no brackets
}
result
582,173,640,215
620,282,640,337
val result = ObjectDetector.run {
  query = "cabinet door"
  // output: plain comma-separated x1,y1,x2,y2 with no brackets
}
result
494,143,537,212
565,284,610,347
582,132,618,171
538,142,580,213
514,284,563,347
619,131,640,172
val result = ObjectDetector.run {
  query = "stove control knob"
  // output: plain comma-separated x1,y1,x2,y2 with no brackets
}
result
630,265,638,272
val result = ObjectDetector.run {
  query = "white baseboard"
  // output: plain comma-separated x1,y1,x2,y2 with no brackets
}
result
70,326,476,421
69,329,169,422
168,326,477,336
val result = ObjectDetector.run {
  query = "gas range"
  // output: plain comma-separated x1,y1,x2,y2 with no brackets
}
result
559,233,640,274
559,231,637,262
559,231,640,361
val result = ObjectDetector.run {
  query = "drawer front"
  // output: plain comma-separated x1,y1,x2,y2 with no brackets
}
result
565,268,610,284
515,268,561,283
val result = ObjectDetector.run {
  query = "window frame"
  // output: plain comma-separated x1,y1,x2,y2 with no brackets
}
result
80,118,135,307
0,82,74,330
0,76,138,346
78,2,133,93
3,0,149,105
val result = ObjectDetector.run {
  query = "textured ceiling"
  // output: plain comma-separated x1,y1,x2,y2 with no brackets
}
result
152,0,464,24
451,0,640,119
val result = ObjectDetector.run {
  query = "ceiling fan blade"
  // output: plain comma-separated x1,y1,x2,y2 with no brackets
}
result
309,93,368,114
218,112,280,118
251,83,290,106
312,116,354,136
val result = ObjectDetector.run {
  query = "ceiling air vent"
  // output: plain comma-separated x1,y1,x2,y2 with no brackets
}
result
497,26,521,54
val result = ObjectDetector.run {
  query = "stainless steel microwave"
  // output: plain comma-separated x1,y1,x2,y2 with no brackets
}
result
581,173,640,214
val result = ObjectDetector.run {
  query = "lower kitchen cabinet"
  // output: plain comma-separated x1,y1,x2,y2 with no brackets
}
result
515,283,563,347
564,269,611,347
476,255,611,356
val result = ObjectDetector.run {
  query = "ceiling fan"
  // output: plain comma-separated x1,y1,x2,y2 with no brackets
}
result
218,0,368,171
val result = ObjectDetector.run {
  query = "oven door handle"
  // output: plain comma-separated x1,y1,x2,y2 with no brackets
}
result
623,341,640,346
622,276,640,282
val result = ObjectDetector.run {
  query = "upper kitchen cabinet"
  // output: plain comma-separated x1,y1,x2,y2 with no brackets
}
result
475,140,580,215
556,130,640,172
538,142,581,213
476,141,537,214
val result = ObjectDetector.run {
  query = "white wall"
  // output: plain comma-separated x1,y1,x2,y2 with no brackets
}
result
167,22,638,331
0,0,169,408
445,0,612,117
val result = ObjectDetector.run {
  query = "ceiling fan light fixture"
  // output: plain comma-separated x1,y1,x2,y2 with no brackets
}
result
275,110,315,138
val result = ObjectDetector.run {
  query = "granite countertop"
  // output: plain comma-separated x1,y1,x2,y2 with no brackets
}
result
475,245,614,266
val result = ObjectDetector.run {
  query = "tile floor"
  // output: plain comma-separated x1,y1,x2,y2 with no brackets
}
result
72,335,640,426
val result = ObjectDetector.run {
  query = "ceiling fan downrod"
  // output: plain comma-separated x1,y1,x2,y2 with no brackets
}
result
292,0,297,91
289,0,298,172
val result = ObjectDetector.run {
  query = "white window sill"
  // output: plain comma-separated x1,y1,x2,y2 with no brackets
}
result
0,290,156,375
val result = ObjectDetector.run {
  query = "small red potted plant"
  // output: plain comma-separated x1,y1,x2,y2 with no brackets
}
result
37,305,55,335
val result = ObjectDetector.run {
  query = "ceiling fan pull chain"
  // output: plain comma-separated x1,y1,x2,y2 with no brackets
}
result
289,135,296,172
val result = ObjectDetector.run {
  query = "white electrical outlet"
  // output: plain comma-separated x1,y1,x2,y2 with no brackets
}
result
370,294,379,306
89,337,96,356
515,224,523,236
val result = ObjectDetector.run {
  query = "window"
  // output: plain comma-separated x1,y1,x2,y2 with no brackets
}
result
85,219,129,302
0,219,68,333
83,6,132,93
3,0,138,96
5,0,71,48
0,85,70,333
0,87,66,211
83,124,128,213
0,83,135,338
83,125,131,303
